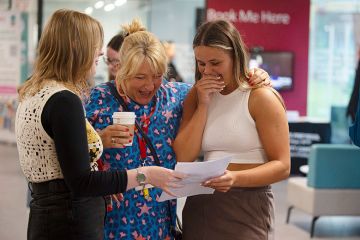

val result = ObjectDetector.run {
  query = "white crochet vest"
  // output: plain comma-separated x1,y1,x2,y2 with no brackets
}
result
15,82,103,182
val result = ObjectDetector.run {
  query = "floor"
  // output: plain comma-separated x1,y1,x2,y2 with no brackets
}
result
1,143,359,240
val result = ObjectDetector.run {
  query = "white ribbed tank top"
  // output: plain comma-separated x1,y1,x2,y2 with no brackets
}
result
202,88,268,164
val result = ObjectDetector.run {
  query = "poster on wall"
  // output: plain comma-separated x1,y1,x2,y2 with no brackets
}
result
0,11,21,96
0,11,21,143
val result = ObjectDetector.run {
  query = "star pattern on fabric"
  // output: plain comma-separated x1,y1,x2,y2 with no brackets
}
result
132,231,147,240
85,81,193,239
163,110,173,123
138,203,152,216
171,87,178,93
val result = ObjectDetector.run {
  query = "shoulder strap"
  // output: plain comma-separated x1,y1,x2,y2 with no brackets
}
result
106,82,161,166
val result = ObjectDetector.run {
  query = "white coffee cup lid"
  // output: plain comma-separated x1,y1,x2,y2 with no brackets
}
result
112,112,136,118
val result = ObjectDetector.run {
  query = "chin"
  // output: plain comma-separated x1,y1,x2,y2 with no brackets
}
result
135,94,154,105
137,98,152,105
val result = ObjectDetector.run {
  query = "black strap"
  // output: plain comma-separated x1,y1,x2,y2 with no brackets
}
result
106,81,182,233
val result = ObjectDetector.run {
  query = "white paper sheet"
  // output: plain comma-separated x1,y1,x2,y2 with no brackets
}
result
158,156,232,202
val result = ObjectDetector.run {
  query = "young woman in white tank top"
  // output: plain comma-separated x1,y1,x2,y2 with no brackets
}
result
173,20,290,240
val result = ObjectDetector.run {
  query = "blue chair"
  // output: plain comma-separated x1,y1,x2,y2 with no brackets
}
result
286,144,360,237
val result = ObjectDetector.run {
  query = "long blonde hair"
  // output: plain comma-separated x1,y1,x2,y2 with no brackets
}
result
116,19,167,94
18,9,103,101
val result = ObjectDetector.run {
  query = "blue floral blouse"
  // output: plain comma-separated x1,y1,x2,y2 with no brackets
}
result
85,80,191,239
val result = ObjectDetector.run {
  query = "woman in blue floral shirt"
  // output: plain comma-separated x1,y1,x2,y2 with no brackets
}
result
86,19,191,239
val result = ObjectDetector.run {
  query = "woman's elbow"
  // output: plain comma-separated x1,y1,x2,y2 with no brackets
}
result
279,159,291,180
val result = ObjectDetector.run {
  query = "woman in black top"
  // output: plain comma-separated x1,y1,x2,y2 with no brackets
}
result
15,9,184,240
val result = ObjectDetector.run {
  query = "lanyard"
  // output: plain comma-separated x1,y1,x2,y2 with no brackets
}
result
106,81,180,228
105,81,159,167
136,107,155,163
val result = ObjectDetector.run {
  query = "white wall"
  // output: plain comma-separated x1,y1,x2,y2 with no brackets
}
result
150,0,204,83
43,0,204,83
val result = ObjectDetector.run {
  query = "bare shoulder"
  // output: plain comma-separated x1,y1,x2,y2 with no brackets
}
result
249,87,284,107
248,87,286,118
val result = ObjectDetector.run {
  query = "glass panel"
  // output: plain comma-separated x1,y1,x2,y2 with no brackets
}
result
308,0,360,121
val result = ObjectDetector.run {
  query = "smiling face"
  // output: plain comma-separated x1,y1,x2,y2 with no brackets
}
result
124,59,163,105
194,45,235,91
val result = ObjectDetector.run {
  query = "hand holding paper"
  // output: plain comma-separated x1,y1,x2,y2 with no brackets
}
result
158,156,231,202
202,169,235,193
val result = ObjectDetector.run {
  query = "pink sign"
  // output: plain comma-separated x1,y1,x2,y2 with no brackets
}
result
206,0,310,115
0,86,17,95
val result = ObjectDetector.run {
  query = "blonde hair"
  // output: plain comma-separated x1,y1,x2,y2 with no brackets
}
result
116,19,167,94
18,9,103,101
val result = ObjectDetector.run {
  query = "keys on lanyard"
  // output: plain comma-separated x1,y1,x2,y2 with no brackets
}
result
143,187,150,200
137,111,155,200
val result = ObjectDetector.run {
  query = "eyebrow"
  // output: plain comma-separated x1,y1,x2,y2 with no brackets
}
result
196,58,221,62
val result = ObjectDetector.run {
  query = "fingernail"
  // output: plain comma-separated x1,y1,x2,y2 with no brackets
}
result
128,139,132,143
130,133,133,136
126,129,129,132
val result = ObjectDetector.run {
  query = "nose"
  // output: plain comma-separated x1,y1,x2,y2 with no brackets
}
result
143,78,155,91
202,63,213,76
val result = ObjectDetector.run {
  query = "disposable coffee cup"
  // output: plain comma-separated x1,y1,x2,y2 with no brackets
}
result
112,112,136,146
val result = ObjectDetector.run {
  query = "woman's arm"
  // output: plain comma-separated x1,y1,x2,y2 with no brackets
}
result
237,88,290,185
173,88,207,162
173,75,225,162
44,91,128,196
203,88,290,190
45,91,184,197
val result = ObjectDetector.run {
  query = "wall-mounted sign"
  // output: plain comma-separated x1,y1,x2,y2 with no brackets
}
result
207,8,290,25
206,0,310,116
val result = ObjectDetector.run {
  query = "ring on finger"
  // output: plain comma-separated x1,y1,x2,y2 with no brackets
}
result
111,137,116,144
